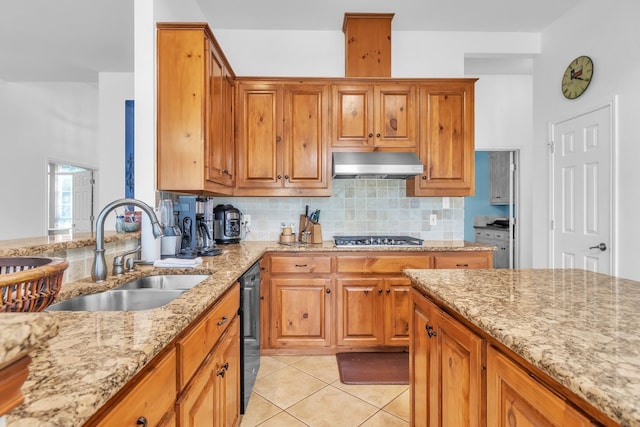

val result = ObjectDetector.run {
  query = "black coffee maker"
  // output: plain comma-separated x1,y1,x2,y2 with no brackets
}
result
213,204,241,244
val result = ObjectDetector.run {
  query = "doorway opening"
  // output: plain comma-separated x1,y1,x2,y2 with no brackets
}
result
47,162,95,235
464,150,519,268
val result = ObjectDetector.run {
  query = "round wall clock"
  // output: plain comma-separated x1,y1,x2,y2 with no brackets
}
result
561,55,594,99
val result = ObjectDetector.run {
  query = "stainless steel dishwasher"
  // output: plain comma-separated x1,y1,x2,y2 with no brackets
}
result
239,261,261,413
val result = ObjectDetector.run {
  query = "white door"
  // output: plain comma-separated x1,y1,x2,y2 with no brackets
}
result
551,105,612,273
72,170,94,233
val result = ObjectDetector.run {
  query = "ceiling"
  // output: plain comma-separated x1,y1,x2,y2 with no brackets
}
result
0,0,584,82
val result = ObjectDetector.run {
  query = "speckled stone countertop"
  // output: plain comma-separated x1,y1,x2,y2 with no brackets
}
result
405,268,640,427
0,314,59,370
3,240,492,426
0,231,139,257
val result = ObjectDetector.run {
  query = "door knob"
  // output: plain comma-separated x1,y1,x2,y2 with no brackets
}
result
589,243,607,251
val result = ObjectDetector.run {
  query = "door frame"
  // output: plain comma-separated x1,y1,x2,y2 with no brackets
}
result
548,97,618,275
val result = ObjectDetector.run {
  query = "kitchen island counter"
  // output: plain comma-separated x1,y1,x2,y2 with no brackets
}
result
405,268,640,427
4,240,492,426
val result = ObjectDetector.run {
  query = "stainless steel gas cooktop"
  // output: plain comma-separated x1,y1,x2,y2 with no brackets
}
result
333,235,424,247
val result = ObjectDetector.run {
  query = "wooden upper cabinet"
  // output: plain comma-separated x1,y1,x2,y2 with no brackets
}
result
156,23,235,195
343,13,393,78
206,48,234,188
407,79,476,197
235,80,331,196
332,82,417,150
236,82,282,191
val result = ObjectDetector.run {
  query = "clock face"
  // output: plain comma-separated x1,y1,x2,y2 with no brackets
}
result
562,55,593,99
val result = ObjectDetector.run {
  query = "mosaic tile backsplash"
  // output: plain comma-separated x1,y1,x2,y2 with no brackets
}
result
213,180,464,242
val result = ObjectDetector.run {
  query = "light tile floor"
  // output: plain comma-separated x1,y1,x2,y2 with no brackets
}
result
240,355,409,427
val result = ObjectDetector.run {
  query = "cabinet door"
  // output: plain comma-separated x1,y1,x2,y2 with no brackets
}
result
205,59,235,188
373,84,417,148
331,84,374,148
336,278,385,346
409,81,475,196
177,354,215,427
410,289,435,427
270,277,332,348
96,348,177,427
487,346,592,427
433,308,483,427
214,317,240,427
410,289,483,427
157,27,207,192
383,278,411,346
283,84,330,189
236,82,283,189
490,151,511,204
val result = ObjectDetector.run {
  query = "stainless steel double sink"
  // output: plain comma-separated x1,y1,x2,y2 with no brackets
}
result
46,274,209,312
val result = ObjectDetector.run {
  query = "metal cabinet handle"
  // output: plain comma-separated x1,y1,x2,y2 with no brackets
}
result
386,289,391,294
376,133,381,137
217,316,229,326
378,289,383,294
326,289,331,294
426,324,437,338
277,175,282,180
295,264,308,267
589,243,607,251
456,263,469,267
136,417,148,427
368,133,373,138
284,175,289,180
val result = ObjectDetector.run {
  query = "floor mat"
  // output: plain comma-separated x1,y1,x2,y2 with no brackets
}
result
336,352,409,385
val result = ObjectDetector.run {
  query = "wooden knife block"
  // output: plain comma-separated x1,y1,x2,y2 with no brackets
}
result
298,215,322,243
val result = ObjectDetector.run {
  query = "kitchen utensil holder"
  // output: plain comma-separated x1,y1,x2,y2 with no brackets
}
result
298,215,322,244
0,257,69,312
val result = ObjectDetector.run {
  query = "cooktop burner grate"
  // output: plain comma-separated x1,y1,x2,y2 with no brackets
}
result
334,235,424,247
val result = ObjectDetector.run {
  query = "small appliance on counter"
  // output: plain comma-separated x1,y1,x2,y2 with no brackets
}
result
176,196,222,256
158,199,182,258
213,204,242,244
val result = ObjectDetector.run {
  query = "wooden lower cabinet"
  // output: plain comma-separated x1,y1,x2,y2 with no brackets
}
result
410,288,483,427
87,283,241,427
486,346,592,427
177,317,240,427
336,277,411,347
93,348,177,427
262,251,492,352
269,277,333,348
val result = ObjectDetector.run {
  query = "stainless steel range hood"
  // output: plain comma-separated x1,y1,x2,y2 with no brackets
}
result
332,152,424,179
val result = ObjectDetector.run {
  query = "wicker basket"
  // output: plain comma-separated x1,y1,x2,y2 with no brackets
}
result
0,257,69,313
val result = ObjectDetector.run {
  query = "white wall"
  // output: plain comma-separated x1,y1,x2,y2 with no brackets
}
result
97,72,134,221
0,80,98,239
532,0,640,280
474,75,534,267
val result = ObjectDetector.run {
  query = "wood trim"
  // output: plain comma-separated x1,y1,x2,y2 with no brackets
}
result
0,355,30,416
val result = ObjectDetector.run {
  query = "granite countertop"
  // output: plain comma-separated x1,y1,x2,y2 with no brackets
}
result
404,268,640,427
3,240,492,426
0,232,139,257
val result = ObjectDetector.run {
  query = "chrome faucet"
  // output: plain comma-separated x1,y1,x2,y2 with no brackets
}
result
92,198,163,282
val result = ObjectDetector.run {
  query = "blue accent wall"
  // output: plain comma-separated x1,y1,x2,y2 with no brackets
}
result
125,100,135,199
464,152,509,241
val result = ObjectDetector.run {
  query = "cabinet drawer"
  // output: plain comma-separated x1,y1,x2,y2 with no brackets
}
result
337,255,431,274
177,283,240,390
96,348,176,427
270,256,331,273
433,253,490,269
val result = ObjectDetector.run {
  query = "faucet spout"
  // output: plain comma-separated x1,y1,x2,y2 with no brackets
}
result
92,198,163,282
